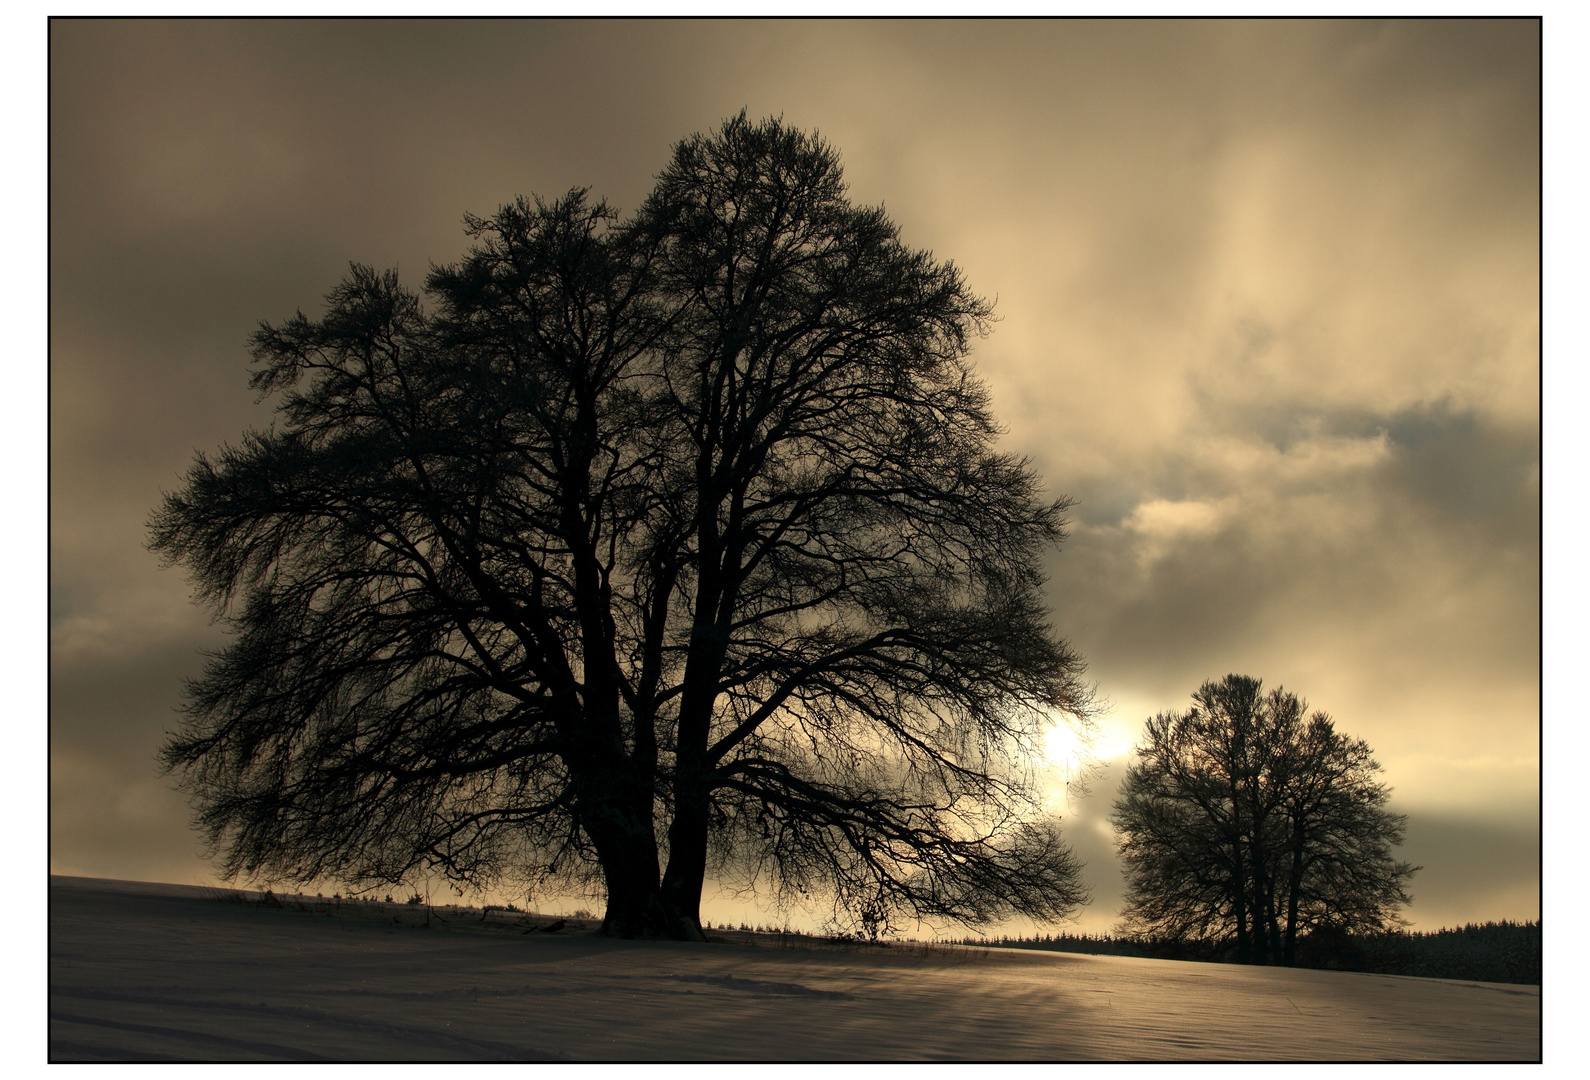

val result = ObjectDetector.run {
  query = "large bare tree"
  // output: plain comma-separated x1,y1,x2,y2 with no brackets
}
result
153,115,1093,940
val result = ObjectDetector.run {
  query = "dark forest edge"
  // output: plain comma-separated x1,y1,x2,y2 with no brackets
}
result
961,920,1541,985
191,885,1539,986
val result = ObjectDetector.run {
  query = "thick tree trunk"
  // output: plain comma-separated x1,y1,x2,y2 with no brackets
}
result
598,858,669,938
574,760,700,940
659,778,711,940
587,813,698,940
658,607,731,943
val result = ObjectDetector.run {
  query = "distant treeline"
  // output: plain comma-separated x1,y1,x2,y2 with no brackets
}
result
964,920,1540,985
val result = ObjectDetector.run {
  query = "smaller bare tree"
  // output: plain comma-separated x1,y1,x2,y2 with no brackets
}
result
1111,675,1416,965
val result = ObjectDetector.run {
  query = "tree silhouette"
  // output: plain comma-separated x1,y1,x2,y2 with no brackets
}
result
152,114,1093,940
1111,675,1415,964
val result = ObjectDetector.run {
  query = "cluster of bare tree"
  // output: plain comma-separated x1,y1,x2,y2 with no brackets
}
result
1111,675,1416,965
151,115,1093,941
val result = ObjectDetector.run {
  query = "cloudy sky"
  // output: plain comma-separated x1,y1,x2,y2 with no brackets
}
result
49,19,1539,933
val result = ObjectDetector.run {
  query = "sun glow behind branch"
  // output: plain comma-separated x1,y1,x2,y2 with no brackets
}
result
1041,713,1137,812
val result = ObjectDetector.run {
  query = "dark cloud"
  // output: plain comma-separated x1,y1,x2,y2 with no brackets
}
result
50,639,215,881
1383,401,1540,533
1396,810,1541,929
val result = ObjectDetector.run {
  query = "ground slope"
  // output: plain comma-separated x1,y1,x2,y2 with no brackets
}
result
48,876,1539,1061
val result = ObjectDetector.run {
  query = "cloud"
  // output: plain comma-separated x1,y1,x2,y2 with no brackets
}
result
1396,810,1541,929
1043,404,1537,811
49,640,216,881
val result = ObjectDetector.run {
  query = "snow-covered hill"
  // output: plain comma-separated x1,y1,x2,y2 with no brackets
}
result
48,876,1538,1061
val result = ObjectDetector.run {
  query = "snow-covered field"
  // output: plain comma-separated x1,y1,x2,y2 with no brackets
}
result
48,875,1538,1062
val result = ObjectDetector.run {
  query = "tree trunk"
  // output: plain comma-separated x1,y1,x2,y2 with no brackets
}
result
658,592,732,942
1253,845,1282,964
1283,836,1306,966
587,813,686,939
1248,857,1272,965
1283,887,1302,966
574,763,698,940
1232,846,1250,963
659,783,710,941
658,683,714,942
1265,893,1283,964
598,859,668,938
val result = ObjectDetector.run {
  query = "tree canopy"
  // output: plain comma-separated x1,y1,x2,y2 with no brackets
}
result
152,114,1093,940
1111,675,1415,965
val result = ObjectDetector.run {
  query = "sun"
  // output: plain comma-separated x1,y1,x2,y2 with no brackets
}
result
1043,720,1089,772
1039,717,1138,812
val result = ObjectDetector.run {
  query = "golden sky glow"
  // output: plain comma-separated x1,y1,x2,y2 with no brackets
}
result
49,19,1539,932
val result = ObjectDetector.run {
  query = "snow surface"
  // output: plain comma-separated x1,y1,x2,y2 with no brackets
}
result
48,875,1539,1062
